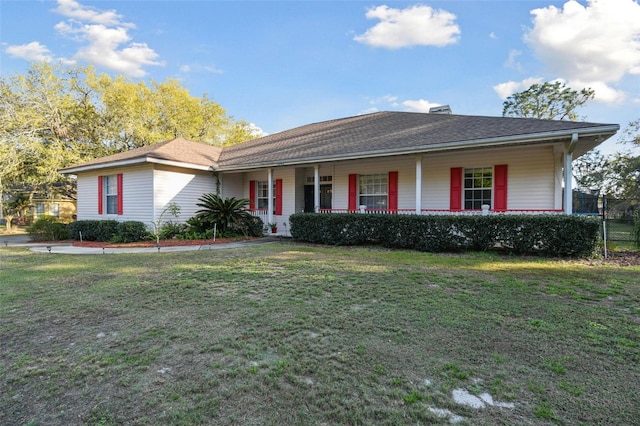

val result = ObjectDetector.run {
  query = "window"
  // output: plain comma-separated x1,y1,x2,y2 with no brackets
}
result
359,174,388,209
306,175,333,184
104,175,119,214
35,203,46,215
256,181,274,210
49,203,60,217
464,167,492,210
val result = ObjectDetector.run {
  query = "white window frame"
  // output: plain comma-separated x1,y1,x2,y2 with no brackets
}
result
359,174,388,209
104,175,118,215
256,181,275,211
463,167,493,210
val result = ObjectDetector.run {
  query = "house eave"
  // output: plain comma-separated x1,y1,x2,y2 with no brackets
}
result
60,156,214,174
213,124,620,171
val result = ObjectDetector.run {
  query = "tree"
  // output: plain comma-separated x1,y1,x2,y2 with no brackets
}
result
502,81,595,121
0,62,260,203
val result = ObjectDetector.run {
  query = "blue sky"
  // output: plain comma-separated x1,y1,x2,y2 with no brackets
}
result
2,0,639,154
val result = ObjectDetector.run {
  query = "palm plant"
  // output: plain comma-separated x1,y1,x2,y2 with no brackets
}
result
195,194,251,234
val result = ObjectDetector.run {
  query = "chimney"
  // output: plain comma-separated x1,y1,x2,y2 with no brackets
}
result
429,105,452,114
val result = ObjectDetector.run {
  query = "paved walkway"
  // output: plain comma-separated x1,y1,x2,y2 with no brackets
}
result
2,236,282,255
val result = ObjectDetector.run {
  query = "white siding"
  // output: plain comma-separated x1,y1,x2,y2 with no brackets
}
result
75,164,214,226
423,145,556,210
333,156,415,209
153,166,215,224
75,165,154,222
220,173,243,199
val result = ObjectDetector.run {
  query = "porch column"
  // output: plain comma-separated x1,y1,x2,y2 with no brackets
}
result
314,164,320,212
415,155,422,214
563,133,578,214
267,168,274,224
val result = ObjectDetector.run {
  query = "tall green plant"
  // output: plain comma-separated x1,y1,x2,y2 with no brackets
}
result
149,202,181,244
195,194,251,234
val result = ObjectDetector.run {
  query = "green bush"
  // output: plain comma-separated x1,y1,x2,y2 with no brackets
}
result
27,215,70,241
289,213,600,257
115,221,149,243
185,211,264,239
70,220,147,242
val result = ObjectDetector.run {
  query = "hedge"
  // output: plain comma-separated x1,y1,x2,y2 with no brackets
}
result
26,216,71,241
289,213,600,257
70,220,148,242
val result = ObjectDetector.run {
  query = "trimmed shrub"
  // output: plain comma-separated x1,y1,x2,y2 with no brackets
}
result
27,215,70,241
70,220,147,242
289,213,600,258
115,221,149,243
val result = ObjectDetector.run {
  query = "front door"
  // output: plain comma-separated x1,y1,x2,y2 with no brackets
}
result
304,184,332,212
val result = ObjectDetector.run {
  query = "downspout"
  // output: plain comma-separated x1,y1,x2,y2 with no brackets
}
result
564,133,578,214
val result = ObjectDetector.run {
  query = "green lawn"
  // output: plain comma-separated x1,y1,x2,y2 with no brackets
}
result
1,243,639,425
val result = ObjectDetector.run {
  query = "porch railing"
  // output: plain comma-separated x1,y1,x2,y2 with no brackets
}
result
316,208,564,215
248,209,269,224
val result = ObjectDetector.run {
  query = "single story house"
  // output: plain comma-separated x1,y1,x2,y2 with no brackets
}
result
31,197,77,222
60,111,619,230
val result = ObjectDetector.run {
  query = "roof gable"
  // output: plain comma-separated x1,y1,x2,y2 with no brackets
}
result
61,138,222,173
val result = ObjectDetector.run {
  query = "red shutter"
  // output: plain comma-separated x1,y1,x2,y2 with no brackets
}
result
98,176,103,214
249,180,256,209
494,164,508,211
388,171,398,211
450,167,463,211
348,174,358,211
275,179,283,215
117,173,124,215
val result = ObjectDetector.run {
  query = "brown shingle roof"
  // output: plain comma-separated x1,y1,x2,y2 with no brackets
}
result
61,112,618,174
61,138,222,173
217,111,618,169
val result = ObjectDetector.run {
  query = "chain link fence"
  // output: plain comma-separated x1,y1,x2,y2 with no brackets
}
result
573,191,638,249
602,195,639,248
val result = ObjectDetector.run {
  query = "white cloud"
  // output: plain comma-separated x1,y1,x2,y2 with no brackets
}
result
492,77,544,99
55,20,163,77
489,32,497,40
402,99,441,113
504,49,523,72
179,63,224,75
53,0,127,27
354,4,460,48
5,41,53,62
364,95,443,113
524,0,640,104
6,0,162,77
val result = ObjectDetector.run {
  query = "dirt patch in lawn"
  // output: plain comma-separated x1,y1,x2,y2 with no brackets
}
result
604,250,640,266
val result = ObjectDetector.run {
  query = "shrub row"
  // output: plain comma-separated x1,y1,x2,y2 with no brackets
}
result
289,213,600,257
69,220,147,242
26,216,71,241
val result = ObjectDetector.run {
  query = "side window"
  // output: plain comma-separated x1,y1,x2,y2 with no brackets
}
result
104,175,118,214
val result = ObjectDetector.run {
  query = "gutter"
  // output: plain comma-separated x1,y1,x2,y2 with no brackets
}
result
213,124,619,172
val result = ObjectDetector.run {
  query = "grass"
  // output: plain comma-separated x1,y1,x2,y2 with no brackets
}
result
1,242,639,425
